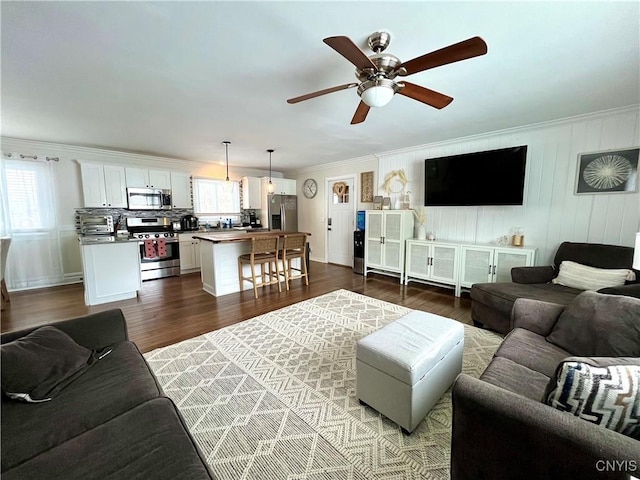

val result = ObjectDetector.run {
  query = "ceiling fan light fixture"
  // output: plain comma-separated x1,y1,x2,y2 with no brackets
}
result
358,78,397,108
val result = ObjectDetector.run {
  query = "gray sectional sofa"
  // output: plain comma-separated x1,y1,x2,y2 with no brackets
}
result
451,292,640,480
471,241,640,334
1,309,214,480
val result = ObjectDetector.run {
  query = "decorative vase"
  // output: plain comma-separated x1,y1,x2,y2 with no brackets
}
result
417,225,427,240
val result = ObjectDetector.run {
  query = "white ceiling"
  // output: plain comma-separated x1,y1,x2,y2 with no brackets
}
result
2,1,639,172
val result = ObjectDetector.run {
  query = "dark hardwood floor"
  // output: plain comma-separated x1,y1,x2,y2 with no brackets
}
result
0,262,473,353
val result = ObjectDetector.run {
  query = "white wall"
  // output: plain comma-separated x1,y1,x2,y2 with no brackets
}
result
293,156,378,262
294,106,639,265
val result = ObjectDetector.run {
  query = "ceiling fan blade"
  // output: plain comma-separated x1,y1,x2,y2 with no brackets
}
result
351,101,370,124
398,82,453,109
323,36,378,71
287,83,358,104
400,36,488,76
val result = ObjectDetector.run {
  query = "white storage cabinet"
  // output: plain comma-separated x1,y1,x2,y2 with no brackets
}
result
459,244,537,290
242,176,262,209
405,240,461,294
170,171,192,209
80,163,128,208
125,168,172,189
179,233,201,272
261,177,296,196
364,210,414,282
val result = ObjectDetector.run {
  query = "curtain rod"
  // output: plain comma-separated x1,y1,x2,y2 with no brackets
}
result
2,152,59,162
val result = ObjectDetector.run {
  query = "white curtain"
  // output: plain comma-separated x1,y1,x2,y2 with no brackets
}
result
0,157,63,289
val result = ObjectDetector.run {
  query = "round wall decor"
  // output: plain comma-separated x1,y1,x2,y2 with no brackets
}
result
303,178,318,198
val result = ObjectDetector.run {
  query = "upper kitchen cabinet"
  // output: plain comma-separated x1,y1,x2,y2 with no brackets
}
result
125,168,171,189
261,177,296,196
170,171,192,209
80,163,127,208
241,176,262,209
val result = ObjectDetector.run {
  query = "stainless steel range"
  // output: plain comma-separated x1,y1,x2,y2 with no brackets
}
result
126,217,180,281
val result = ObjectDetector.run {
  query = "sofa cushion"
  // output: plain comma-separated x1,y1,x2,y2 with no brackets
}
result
551,260,635,291
494,328,570,378
1,398,214,480
546,291,640,356
545,359,640,440
1,326,96,402
480,356,551,401
1,341,163,472
471,281,583,309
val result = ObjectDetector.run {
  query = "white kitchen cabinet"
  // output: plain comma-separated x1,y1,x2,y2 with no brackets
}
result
364,210,414,282
80,163,127,208
125,167,171,189
405,240,460,294
242,176,262,209
262,177,296,196
459,244,537,289
80,241,141,305
179,233,200,272
171,171,192,208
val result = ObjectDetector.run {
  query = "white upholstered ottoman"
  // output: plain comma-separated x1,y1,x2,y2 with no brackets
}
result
356,311,464,433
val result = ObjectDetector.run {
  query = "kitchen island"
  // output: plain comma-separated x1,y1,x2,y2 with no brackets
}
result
193,231,308,297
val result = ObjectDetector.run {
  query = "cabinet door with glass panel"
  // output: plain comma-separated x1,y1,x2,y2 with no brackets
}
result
405,240,459,290
364,210,413,280
460,244,536,288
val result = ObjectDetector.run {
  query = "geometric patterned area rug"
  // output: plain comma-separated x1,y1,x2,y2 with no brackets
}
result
145,289,503,479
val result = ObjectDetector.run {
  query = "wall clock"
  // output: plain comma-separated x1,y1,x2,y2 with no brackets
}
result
303,178,318,198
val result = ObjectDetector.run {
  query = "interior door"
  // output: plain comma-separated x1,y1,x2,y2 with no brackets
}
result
327,177,355,266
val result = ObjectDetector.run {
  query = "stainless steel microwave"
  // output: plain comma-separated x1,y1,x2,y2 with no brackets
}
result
127,188,172,210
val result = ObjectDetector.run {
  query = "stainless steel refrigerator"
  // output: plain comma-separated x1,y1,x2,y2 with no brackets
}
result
268,194,298,231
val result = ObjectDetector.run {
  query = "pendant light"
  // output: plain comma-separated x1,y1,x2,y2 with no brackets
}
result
267,149,275,193
222,141,231,181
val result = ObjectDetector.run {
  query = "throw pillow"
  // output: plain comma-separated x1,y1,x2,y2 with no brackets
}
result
1,326,99,402
546,291,640,356
551,260,635,291
546,359,639,440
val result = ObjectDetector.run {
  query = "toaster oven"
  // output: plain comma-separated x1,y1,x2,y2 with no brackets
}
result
80,214,114,235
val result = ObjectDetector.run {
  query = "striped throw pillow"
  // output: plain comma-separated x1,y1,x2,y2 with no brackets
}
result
551,260,635,291
546,360,640,439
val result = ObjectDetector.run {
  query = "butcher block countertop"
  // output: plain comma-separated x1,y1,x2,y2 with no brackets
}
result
194,231,309,244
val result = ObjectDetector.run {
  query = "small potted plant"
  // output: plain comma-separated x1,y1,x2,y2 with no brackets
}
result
412,206,427,240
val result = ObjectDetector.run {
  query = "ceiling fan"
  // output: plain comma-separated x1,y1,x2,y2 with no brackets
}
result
287,32,487,125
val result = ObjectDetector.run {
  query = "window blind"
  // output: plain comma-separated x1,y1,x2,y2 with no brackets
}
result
192,178,240,216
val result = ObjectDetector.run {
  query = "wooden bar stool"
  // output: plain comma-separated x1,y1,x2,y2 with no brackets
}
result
279,233,309,291
238,235,281,298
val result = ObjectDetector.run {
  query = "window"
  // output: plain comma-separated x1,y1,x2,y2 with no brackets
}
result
192,178,240,220
2,160,56,232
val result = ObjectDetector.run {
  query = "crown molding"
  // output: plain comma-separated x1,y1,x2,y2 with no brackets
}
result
0,136,198,169
0,136,276,177
374,105,640,159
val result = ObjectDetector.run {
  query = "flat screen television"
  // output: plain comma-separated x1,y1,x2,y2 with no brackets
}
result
424,145,527,206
